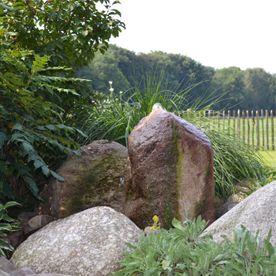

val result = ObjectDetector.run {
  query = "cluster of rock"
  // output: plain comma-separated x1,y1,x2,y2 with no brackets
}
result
39,106,215,228
7,105,276,275
10,181,276,276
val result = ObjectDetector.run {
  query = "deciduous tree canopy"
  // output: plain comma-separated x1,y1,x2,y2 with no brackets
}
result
81,45,276,110
0,0,125,67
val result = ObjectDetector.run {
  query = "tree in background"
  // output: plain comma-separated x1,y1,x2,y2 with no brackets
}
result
243,68,274,109
210,67,246,109
82,45,215,107
84,45,276,110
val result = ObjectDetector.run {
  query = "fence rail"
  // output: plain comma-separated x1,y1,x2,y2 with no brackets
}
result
205,109,276,151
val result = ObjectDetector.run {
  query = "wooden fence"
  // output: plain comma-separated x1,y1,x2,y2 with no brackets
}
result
205,110,275,151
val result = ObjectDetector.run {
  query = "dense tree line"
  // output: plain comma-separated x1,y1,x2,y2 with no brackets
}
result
78,45,276,110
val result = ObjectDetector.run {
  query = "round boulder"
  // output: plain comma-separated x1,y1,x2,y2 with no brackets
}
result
11,207,142,276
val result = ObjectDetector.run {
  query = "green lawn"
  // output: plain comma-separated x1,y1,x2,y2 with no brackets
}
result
259,151,276,168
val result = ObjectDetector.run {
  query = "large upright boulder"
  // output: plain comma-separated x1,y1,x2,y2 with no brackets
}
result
203,181,276,245
125,105,215,228
11,207,142,276
42,140,130,218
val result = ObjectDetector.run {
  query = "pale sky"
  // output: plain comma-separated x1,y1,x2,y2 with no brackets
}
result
110,0,276,74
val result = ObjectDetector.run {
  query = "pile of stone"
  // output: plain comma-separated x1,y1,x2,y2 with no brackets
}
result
8,105,276,276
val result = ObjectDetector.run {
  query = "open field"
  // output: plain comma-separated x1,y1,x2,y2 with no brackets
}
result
259,151,276,168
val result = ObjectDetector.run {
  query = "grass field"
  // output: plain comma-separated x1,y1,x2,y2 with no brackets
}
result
259,151,276,168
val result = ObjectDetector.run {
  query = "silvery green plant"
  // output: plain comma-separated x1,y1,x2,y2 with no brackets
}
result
114,218,276,276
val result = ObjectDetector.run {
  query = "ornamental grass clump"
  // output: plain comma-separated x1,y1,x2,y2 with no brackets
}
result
185,112,266,199
76,78,192,145
113,218,276,276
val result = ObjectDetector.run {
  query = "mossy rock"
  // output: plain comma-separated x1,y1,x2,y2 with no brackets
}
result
44,140,130,218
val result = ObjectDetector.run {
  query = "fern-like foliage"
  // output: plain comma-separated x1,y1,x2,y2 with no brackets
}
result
0,201,20,257
0,32,88,202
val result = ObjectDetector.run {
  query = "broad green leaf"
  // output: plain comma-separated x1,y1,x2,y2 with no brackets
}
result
41,165,50,177
33,159,44,170
21,142,34,156
31,55,49,75
11,123,23,132
50,171,64,182
45,124,56,131
3,201,21,209
172,218,185,232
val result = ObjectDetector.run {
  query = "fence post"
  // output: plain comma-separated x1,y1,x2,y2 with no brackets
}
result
222,110,225,131
246,110,250,146
233,110,236,138
208,110,211,130
251,110,255,148
228,110,231,135
256,110,260,150
271,110,275,151
266,110,269,150
242,110,245,144
261,109,265,150
217,111,220,131
237,109,241,140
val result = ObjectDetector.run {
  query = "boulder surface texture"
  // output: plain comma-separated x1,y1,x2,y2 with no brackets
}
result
44,140,129,218
125,106,215,228
0,256,69,276
203,181,276,245
11,207,142,276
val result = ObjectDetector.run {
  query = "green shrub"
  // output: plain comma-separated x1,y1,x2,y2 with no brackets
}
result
0,201,20,257
0,0,125,211
0,35,87,203
114,218,276,276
